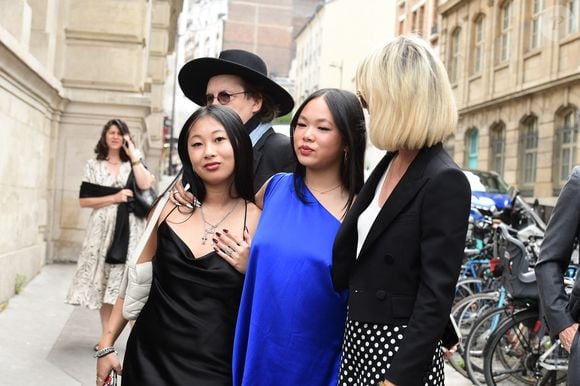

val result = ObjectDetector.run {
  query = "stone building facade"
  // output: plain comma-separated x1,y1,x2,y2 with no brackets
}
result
224,0,309,78
438,0,580,201
396,0,441,53
0,0,183,304
293,0,396,173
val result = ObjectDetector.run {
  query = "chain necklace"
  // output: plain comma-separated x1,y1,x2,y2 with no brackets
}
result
307,183,342,194
200,200,239,244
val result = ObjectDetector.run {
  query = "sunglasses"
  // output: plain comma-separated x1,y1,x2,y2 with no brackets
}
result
204,91,247,106
356,90,368,110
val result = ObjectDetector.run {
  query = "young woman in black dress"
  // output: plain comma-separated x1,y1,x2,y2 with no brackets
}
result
95,105,261,386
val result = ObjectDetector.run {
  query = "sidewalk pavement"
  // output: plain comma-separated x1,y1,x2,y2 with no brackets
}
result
0,264,474,385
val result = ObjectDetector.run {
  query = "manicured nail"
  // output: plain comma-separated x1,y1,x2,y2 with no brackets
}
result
222,229,229,234
185,203,194,209
184,183,190,191
215,232,222,237
212,238,218,244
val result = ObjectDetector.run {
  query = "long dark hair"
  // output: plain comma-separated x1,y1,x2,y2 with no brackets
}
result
94,118,131,162
244,81,279,122
177,105,255,205
290,88,366,213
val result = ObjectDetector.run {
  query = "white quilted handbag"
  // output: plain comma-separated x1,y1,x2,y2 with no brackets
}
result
121,188,170,320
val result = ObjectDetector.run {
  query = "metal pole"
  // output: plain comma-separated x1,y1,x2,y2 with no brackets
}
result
169,29,180,175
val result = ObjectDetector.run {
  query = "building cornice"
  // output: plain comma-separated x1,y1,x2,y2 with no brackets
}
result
0,24,65,113
458,73,580,115
439,0,466,16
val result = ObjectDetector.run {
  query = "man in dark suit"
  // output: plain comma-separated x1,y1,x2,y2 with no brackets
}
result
535,166,580,384
177,49,295,192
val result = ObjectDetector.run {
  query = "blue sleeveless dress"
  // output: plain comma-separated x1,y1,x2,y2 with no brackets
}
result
233,173,348,386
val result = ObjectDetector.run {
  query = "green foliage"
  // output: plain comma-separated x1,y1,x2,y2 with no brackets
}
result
272,112,292,124
14,273,27,295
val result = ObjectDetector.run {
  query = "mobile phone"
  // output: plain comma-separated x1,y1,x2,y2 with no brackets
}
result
123,139,129,147
449,313,462,345
441,314,461,350
104,371,117,386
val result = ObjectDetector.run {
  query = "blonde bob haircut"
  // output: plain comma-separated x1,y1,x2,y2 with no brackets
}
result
356,35,457,150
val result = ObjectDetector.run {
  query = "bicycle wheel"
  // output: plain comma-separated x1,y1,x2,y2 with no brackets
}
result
483,308,557,385
451,291,500,338
464,307,514,386
447,291,500,377
454,278,484,303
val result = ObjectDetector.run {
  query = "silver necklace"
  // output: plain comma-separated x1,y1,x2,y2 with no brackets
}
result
200,200,239,244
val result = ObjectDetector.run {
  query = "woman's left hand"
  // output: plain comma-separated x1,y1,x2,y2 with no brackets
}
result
122,135,138,160
443,344,458,360
213,227,251,274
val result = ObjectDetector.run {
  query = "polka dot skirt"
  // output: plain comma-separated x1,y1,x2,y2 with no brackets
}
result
338,318,444,386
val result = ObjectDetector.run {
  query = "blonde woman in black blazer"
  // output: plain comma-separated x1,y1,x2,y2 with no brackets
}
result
332,35,471,386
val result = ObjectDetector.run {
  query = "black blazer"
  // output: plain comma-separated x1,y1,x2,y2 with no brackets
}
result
332,143,471,385
535,166,580,336
252,127,294,192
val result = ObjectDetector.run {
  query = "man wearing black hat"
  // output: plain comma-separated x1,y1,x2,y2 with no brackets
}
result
177,49,295,193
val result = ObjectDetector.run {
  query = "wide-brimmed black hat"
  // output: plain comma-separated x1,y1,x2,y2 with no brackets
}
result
178,49,294,117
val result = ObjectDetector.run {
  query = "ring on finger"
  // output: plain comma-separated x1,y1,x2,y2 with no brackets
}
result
226,246,235,256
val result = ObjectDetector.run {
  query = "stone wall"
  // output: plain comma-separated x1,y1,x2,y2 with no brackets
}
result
0,0,183,305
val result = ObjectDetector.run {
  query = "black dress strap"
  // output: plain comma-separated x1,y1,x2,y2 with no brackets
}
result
242,200,248,234
161,204,181,224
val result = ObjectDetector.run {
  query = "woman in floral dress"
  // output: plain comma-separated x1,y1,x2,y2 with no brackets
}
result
66,119,154,345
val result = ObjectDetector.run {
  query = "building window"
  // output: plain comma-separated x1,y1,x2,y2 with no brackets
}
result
465,128,479,169
418,5,425,35
410,6,425,35
519,116,538,187
569,0,579,34
530,0,543,49
490,123,506,175
399,19,405,35
556,110,578,185
432,0,439,23
499,1,512,62
449,28,461,83
472,15,485,74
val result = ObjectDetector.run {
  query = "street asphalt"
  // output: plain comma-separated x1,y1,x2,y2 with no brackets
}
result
0,264,473,385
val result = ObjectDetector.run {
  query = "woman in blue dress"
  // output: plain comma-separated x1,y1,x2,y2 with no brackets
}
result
226,88,367,385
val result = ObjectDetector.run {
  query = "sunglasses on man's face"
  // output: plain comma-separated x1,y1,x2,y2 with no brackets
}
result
204,90,247,106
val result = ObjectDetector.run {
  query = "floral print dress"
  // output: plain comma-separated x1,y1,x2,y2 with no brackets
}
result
65,159,145,309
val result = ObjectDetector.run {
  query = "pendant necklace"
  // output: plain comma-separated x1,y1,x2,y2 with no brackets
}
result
200,200,239,245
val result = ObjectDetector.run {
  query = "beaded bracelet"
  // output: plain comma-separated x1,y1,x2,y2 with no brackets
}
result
94,346,116,358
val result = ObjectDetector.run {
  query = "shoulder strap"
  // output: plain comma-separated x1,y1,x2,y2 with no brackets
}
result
161,204,179,224
128,187,171,264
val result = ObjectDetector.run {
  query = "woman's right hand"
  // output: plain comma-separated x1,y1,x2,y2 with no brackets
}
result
169,180,198,208
96,352,122,386
115,189,134,203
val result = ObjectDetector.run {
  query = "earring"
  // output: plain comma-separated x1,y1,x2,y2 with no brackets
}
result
343,150,348,163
